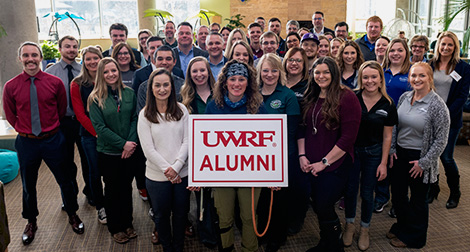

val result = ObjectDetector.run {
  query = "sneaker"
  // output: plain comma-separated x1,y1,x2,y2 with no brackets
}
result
374,201,388,213
98,208,107,224
139,189,148,201
388,206,397,218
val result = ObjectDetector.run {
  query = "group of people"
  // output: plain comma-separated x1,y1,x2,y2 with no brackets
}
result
2,10,469,252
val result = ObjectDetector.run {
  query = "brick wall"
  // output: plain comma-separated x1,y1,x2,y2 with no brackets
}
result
230,0,347,37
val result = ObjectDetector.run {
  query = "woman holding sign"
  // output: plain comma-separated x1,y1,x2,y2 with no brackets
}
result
256,53,300,251
205,59,267,252
137,68,190,251
298,57,361,251
428,31,470,209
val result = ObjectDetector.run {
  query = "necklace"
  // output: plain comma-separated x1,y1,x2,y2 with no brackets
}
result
311,98,321,135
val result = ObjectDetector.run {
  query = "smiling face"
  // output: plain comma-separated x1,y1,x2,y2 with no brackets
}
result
177,25,193,47
249,26,262,44
366,21,382,42
139,33,150,49
110,29,127,47
335,25,348,40
221,29,231,43
226,75,248,102
342,45,357,66
197,26,209,46
261,61,279,87
286,35,300,49
231,31,243,44
147,40,164,63
84,52,101,73
207,35,224,59
330,40,342,58
152,73,172,103
301,40,318,59
59,39,78,63
287,24,298,34
190,61,209,87
312,14,324,29
375,38,389,58
261,36,279,54
103,62,119,86
318,38,330,57
409,65,431,92
411,41,426,59
313,63,331,91
155,50,175,71
232,44,250,63
438,36,455,58
361,67,381,94
116,46,131,66
388,42,406,66
20,45,42,75
165,22,176,39
286,51,304,76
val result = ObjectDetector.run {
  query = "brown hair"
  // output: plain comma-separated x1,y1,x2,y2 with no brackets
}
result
409,35,429,51
144,68,183,123
227,40,255,66
283,47,309,81
181,57,215,113
357,61,392,104
302,57,344,130
111,42,140,71
336,40,365,71
213,59,263,114
73,46,103,87
382,38,411,74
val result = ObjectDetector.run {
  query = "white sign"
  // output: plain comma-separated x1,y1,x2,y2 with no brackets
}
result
188,114,288,187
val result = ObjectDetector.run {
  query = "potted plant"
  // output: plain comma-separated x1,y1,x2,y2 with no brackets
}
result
40,41,60,70
444,0,470,56
225,14,246,30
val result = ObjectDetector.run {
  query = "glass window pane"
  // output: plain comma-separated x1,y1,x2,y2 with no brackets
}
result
155,0,200,37
54,0,100,39
101,0,139,38
36,0,53,40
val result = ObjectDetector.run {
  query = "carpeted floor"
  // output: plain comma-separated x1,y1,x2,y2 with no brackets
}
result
3,145,470,252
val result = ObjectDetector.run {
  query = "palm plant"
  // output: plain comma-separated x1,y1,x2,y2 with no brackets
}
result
444,0,470,54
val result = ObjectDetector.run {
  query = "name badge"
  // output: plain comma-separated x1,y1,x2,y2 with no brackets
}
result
450,71,462,82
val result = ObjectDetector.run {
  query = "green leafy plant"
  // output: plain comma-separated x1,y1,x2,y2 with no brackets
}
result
0,24,6,38
40,41,61,60
224,14,246,30
444,0,470,54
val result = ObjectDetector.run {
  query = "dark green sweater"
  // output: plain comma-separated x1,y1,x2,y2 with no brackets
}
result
89,87,138,154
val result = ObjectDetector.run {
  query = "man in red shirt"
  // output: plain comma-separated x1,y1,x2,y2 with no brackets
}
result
2,41,84,246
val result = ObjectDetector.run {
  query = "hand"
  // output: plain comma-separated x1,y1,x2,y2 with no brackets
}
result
389,153,397,168
171,175,182,184
299,156,311,173
268,187,281,191
376,163,387,181
121,141,137,159
187,186,201,191
409,160,423,179
164,167,178,181
309,162,327,177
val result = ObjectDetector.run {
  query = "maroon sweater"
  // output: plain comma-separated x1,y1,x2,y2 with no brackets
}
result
299,88,361,172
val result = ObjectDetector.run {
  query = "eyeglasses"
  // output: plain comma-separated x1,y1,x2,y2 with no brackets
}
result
411,45,425,49
117,52,130,56
287,58,302,63
262,41,278,46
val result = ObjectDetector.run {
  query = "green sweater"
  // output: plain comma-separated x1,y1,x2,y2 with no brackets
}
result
89,87,138,154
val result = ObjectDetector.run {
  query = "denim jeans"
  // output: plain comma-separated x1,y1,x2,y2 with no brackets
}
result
81,135,104,210
345,143,383,227
146,177,190,252
440,127,461,179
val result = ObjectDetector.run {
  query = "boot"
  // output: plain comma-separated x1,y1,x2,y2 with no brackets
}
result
342,222,355,247
446,174,461,209
326,221,345,252
427,175,440,203
357,227,369,251
306,224,327,252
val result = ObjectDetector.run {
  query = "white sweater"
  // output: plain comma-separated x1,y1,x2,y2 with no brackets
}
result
137,103,189,182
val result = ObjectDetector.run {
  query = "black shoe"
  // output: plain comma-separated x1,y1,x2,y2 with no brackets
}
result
69,214,85,234
22,222,38,245
373,201,388,213
87,196,96,207
446,192,461,209
388,207,397,218
427,183,440,203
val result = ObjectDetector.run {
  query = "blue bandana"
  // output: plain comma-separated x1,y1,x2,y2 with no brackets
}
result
226,63,249,79
224,94,247,108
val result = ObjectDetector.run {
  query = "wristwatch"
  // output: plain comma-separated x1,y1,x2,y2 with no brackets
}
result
321,157,331,167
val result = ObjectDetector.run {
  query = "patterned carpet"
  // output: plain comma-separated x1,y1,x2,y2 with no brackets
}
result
3,145,470,252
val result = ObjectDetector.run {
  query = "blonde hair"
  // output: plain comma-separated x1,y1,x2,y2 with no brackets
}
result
430,31,460,75
357,61,392,104
410,62,435,91
224,29,248,58
88,57,125,110
73,46,103,87
256,53,287,88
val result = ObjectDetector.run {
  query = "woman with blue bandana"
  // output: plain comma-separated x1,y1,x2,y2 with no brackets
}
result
205,59,267,252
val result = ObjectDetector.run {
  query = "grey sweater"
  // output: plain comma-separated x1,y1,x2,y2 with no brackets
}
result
391,90,450,184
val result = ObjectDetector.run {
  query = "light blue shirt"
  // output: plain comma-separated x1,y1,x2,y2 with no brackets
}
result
178,46,194,78
208,56,227,80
